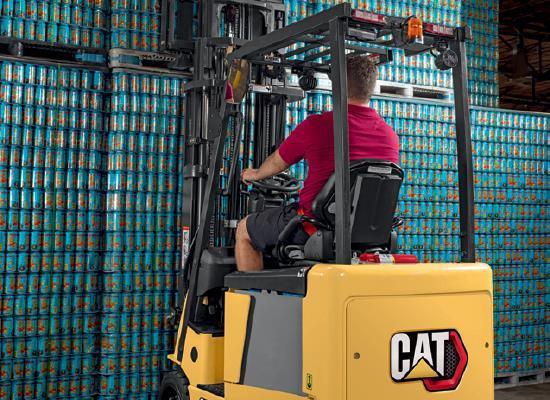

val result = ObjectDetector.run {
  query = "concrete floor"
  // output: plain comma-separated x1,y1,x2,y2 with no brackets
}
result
495,384,549,400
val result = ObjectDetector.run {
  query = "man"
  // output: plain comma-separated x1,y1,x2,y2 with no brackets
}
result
236,56,400,271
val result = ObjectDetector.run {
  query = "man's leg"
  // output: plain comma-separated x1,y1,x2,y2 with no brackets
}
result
235,216,264,271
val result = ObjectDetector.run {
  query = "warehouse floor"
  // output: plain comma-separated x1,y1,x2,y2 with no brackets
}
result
495,384,549,399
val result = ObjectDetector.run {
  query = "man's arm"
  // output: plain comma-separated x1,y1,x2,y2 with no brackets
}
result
241,149,289,183
242,115,311,183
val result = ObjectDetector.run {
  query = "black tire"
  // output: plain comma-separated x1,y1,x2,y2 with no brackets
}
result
159,370,189,400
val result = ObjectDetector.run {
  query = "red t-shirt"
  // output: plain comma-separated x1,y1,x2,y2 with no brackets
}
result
279,104,399,217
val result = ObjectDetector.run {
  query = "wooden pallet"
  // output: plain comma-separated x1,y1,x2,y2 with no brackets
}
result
0,36,106,65
374,80,453,102
287,73,453,103
494,370,547,390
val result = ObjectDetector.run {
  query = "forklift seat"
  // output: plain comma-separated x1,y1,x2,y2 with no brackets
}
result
277,159,404,262
197,160,403,295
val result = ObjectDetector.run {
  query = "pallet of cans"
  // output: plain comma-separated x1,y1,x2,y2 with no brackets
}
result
463,0,499,107
284,0,497,107
0,0,108,64
0,59,106,399
101,68,185,399
110,0,162,52
109,0,182,71
371,97,463,262
470,109,548,380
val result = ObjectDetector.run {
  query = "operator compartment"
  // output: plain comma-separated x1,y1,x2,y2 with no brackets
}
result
303,262,494,400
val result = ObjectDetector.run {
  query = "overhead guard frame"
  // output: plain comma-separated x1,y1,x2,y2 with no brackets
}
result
227,3,476,264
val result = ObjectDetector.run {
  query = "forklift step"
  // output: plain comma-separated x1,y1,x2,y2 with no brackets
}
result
109,48,192,73
494,369,547,390
0,36,106,65
197,384,225,397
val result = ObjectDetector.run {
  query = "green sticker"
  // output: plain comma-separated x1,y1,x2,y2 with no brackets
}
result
306,373,313,390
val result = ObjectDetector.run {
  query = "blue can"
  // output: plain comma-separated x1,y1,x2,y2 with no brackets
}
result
80,70,93,90
8,187,22,209
29,231,41,251
91,28,104,48
46,21,58,42
0,230,7,253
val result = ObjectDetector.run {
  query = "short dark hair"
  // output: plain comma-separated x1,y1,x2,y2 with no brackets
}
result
346,56,378,102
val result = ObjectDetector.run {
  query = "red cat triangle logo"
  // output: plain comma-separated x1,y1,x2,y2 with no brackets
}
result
391,329,468,392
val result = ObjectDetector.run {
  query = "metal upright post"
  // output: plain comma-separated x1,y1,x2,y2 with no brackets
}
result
329,18,352,264
451,33,476,263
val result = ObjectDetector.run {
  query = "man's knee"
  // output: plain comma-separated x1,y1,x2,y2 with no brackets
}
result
236,217,249,242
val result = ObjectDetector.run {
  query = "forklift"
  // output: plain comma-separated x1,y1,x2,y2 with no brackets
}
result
159,3,494,400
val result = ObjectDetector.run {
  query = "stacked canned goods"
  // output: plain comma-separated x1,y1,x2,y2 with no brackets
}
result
463,0,499,107
286,93,463,263
373,97,462,263
101,68,185,399
110,0,162,52
298,0,461,25
0,60,106,399
0,0,108,48
285,0,497,107
285,95,310,182
471,109,548,375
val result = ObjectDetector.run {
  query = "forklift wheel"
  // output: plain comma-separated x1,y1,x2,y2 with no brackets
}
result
159,370,188,400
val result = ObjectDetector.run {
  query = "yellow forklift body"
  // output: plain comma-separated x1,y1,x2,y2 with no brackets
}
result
181,262,493,400
169,324,224,386
302,263,494,400
224,292,252,383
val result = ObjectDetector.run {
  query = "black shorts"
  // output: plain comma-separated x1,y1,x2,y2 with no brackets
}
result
246,204,309,253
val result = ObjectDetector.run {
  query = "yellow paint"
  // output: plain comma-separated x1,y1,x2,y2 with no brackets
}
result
171,262,493,400
167,295,223,386
406,359,440,379
225,383,308,400
169,295,188,364
233,69,242,88
303,263,494,400
224,292,252,383
188,385,224,400
177,327,224,386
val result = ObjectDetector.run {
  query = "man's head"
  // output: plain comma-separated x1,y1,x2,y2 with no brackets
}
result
346,55,378,103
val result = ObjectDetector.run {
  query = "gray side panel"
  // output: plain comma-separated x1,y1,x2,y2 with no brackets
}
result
238,290,304,396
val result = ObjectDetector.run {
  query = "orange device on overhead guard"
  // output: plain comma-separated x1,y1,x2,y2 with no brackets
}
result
408,16,424,43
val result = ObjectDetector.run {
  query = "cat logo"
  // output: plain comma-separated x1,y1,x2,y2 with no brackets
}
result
390,329,468,392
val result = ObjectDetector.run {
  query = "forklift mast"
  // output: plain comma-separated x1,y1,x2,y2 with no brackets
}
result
175,0,288,268
168,1,305,357
161,0,286,51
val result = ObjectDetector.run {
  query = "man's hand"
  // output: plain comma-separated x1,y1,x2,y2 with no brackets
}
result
241,168,260,184
241,150,290,185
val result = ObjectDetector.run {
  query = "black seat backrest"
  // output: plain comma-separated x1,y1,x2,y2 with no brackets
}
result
311,159,403,247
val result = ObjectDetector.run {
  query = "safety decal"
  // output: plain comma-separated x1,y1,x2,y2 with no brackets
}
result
306,373,313,390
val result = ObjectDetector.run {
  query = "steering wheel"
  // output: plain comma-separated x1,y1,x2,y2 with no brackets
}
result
250,172,300,193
